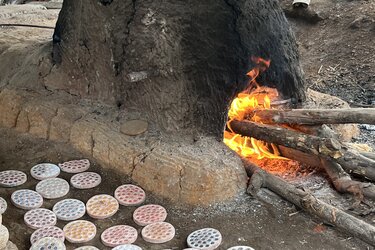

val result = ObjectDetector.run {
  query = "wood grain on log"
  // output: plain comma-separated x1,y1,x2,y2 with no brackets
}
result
244,161,375,245
250,108,375,125
229,120,375,180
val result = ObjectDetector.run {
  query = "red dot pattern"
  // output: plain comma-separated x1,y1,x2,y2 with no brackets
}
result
101,225,138,247
58,159,90,173
114,184,145,206
133,204,167,226
141,222,175,244
24,208,57,230
70,172,101,189
30,226,65,245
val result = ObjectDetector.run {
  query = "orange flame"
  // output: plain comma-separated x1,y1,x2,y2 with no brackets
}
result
224,57,287,161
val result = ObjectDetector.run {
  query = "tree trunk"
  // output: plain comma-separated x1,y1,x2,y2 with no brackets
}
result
50,0,305,138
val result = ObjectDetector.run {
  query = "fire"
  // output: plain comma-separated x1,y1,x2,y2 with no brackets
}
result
224,57,288,161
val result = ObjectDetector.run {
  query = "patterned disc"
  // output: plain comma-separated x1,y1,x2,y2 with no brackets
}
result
101,225,138,247
70,172,101,189
112,245,143,250
58,159,90,173
114,184,146,206
227,247,255,250
31,163,60,180
133,204,167,226
0,225,9,249
30,237,66,250
30,226,65,245
0,170,27,187
86,194,119,219
53,199,86,221
141,222,175,244
11,189,43,210
63,220,97,243
0,197,7,214
187,228,222,250
74,247,100,250
36,178,70,199
24,208,57,229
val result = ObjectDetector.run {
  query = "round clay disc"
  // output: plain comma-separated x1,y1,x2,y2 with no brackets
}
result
0,225,9,249
86,194,119,219
11,189,43,210
74,247,99,250
70,172,101,189
187,228,222,250
133,204,167,226
74,247,100,250
114,184,146,206
58,159,90,173
63,220,97,243
30,163,60,180
141,222,175,244
0,197,7,214
0,170,27,187
112,245,143,250
101,225,138,247
36,178,70,199
30,226,65,245
30,237,66,250
120,120,148,136
24,208,57,230
53,199,86,221
227,247,255,250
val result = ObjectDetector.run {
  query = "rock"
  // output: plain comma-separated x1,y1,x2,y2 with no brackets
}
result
50,106,85,142
0,89,24,128
120,120,148,136
350,15,374,29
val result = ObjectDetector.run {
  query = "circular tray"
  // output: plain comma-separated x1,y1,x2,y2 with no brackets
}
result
24,208,57,230
70,172,101,189
114,184,146,206
30,163,60,180
30,237,66,250
227,246,255,250
133,204,167,226
74,247,100,250
36,178,70,199
0,170,27,187
0,197,7,214
141,222,175,244
187,228,222,250
0,225,9,249
30,226,65,245
11,189,43,210
53,198,86,221
63,220,97,243
58,159,90,173
101,225,138,247
86,194,119,219
112,245,143,250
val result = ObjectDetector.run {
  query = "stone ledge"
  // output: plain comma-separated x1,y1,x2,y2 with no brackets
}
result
0,88,248,205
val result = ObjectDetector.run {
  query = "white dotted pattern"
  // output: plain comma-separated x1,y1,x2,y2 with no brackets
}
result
187,228,222,250
59,159,90,173
141,222,175,244
31,163,60,180
101,225,138,247
70,172,101,189
53,199,86,221
0,170,27,187
114,184,146,206
86,194,119,219
30,237,66,250
24,208,57,230
0,197,7,214
36,178,69,199
133,204,167,226
11,189,43,210
227,246,255,250
30,226,65,245
112,245,142,250
63,220,96,243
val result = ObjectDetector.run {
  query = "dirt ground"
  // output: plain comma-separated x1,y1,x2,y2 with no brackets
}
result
0,1,375,249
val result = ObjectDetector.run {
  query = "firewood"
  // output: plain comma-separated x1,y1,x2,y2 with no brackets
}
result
249,108,375,125
229,120,375,180
244,161,375,246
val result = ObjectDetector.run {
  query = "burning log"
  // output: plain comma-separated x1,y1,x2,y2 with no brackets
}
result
244,161,375,246
249,108,375,125
229,120,375,180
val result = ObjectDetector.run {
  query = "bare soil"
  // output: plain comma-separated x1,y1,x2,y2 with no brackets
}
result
0,1,374,249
